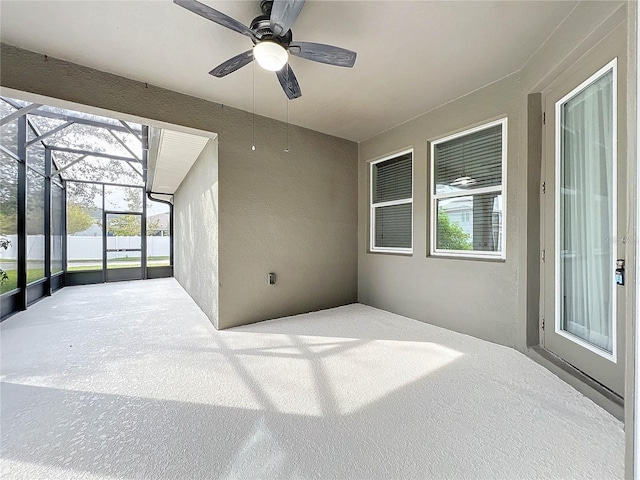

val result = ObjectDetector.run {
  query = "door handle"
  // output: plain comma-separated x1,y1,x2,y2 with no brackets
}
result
615,259,625,286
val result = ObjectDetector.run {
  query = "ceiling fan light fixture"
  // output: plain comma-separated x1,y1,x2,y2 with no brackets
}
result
450,176,478,187
254,41,288,72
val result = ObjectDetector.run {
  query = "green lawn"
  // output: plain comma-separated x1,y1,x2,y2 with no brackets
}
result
67,264,102,272
1,268,49,294
67,256,170,272
1,256,171,292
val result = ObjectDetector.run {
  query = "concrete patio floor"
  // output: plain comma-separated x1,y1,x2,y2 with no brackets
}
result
0,278,624,479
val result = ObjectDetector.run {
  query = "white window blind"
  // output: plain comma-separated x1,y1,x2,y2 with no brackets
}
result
431,119,506,258
370,151,413,253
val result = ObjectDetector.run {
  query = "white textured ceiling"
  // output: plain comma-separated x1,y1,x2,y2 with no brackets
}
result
0,1,578,142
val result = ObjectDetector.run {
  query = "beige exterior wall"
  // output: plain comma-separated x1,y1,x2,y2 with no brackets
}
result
1,4,636,471
359,72,521,346
216,113,359,329
358,2,628,352
174,139,219,328
0,43,358,330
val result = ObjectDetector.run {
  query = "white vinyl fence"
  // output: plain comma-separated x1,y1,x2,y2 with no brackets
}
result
0,235,169,261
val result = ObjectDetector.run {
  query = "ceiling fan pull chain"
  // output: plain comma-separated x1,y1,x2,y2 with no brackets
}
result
285,91,290,153
252,61,256,151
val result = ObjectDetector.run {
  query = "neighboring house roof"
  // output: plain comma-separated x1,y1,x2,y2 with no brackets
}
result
148,213,169,231
440,197,472,213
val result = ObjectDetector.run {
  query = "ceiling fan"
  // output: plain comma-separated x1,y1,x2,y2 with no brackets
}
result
174,0,357,99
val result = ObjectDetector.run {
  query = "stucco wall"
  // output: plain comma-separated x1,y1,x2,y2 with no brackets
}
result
0,44,358,329
357,2,628,350
358,73,521,347
174,139,219,328
217,115,358,328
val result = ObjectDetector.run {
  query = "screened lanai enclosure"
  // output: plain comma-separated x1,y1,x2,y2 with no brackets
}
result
0,97,173,319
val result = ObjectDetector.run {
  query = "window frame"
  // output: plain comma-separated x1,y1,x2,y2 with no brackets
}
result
429,118,508,260
369,148,414,254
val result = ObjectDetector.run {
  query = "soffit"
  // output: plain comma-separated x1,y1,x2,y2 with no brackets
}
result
150,128,212,194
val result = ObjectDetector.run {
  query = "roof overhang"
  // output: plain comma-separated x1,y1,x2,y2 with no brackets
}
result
147,127,214,200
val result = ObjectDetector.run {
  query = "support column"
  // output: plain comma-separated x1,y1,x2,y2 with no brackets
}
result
141,126,148,280
16,115,27,310
101,184,106,283
62,180,67,287
44,148,51,296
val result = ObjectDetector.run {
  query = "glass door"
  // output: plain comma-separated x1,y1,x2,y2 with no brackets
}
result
542,56,625,397
105,212,143,282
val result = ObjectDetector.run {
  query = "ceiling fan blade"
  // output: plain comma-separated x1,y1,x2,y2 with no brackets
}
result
289,42,357,68
270,0,306,37
276,65,302,99
174,0,256,41
209,50,254,77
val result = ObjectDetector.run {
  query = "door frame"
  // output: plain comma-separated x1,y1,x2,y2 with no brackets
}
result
539,22,628,398
103,210,144,282
550,58,619,364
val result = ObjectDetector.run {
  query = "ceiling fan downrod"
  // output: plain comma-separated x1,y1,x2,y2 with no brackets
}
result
260,0,274,16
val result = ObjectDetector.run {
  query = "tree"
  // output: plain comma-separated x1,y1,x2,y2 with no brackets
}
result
0,142,18,234
147,216,161,236
437,209,472,250
67,203,96,234
108,214,141,237
108,189,141,236
107,189,159,236
146,212,166,236
26,111,144,205
0,210,17,234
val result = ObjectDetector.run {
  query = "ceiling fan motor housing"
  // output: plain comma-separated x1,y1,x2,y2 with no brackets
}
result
251,14,292,45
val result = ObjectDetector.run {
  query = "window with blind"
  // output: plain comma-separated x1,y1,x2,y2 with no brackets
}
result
430,118,506,258
370,150,413,253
